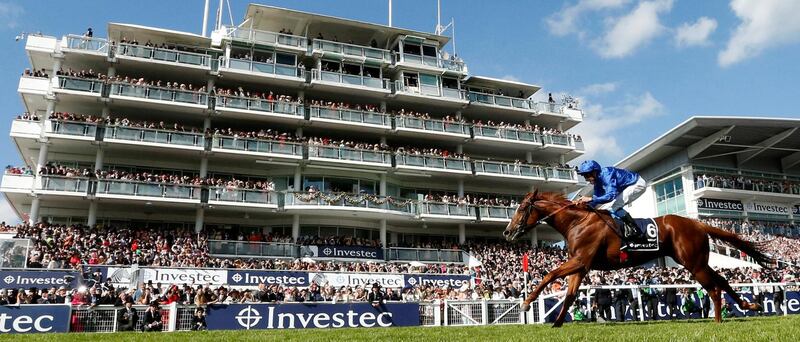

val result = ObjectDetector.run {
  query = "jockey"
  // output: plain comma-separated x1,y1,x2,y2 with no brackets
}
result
574,160,648,245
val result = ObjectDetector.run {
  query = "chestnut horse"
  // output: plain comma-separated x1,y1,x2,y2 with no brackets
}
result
503,190,772,327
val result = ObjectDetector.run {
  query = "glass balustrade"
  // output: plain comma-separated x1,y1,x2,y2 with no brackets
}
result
399,53,466,72
395,116,469,136
214,136,303,156
309,106,390,127
225,58,304,79
473,126,543,144
542,134,574,147
216,95,302,116
536,102,565,114
313,39,392,62
388,248,463,262
104,126,204,147
207,240,298,258
117,43,211,68
474,161,545,178
49,120,96,137
396,155,469,172
545,168,577,181
110,83,208,105
313,70,388,90
227,28,307,49
57,76,103,93
210,187,275,205
420,202,475,218
466,92,535,110
65,35,108,53
479,206,518,220
96,180,200,199
284,192,415,214
308,146,391,165
39,176,89,193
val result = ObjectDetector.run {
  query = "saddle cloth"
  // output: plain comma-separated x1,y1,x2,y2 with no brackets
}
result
613,217,660,251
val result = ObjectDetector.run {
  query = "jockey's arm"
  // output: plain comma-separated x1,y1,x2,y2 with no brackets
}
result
588,183,619,207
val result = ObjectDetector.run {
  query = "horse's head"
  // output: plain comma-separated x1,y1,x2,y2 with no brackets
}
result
503,190,543,242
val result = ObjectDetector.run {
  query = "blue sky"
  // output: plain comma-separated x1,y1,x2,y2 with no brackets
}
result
1,0,799,222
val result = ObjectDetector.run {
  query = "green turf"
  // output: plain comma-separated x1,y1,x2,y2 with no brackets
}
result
3,315,799,342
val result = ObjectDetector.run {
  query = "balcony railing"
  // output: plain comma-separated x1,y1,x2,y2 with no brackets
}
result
309,105,391,127
395,154,471,172
535,102,565,114
57,76,103,93
312,39,391,62
215,95,303,117
284,192,416,215
394,80,443,97
312,69,389,90
388,247,463,263
225,58,305,79
308,145,392,165
466,91,535,111
227,27,307,49
478,205,518,221
49,120,97,137
545,168,578,182
96,179,201,200
213,136,303,157
208,240,298,258
474,160,545,179
38,175,90,193
398,53,466,73
542,134,574,147
104,125,204,147
209,187,277,206
420,202,476,218
473,126,543,144
64,34,109,54
110,83,208,106
395,116,470,136
116,43,212,68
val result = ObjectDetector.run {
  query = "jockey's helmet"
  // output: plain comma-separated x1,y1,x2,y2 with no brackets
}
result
577,160,601,175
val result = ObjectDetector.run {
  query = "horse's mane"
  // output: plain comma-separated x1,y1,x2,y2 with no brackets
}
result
533,191,572,205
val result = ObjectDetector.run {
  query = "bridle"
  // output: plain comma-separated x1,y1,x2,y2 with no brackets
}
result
511,198,590,239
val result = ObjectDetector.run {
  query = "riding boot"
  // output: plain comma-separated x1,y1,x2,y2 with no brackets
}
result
621,212,644,241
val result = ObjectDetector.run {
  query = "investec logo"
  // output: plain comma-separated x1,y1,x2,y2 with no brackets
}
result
230,272,307,286
406,276,467,288
320,247,377,258
0,313,55,333
3,275,69,286
234,305,394,329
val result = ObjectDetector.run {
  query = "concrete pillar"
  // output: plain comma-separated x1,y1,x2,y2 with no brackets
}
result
107,66,116,79
203,117,211,130
455,110,462,119
101,105,110,119
380,174,387,196
206,78,215,91
194,208,204,233
295,127,303,138
199,158,208,178
457,179,464,197
224,44,231,67
380,101,387,113
28,197,41,225
87,201,98,226
292,214,301,241
52,58,63,76
379,219,387,248
390,232,398,245
458,223,466,244
380,136,387,145
297,90,304,103
293,167,302,191
526,151,533,163
531,226,538,247
94,147,104,171
45,100,56,115
36,142,49,172
524,119,530,126
456,144,463,154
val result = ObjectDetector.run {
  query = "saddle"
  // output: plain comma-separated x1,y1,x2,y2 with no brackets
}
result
611,217,660,252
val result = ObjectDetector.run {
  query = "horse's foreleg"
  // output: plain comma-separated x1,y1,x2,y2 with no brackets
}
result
522,258,585,312
552,271,587,328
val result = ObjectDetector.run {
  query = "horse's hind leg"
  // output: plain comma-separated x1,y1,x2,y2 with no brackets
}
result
691,266,723,322
552,271,587,328
710,269,762,311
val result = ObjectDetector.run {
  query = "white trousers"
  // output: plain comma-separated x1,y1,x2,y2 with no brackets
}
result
597,177,647,212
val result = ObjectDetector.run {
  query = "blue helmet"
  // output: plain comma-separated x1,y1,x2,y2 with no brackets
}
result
577,160,601,175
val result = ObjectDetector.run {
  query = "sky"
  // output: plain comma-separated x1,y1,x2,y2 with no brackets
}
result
1,0,799,223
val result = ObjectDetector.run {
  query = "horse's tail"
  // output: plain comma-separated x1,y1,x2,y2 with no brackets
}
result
700,223,774,269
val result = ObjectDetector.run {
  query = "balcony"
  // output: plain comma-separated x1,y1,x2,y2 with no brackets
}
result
473,160,545,180
104,125,205,150
478,205,518,222
396,53,467,74
394,80,445,98
62,35,109,55
311,69,390,92
544,167,578,183
36,176,90,196
46,120,96,140
226,27,307,51
223,58,305,82
95,179,201,204
466,91,535,112
387,247,463,263
208,187,278,209
110,83,208,108
473,126,543,146
307,145,392,168
19,76,51,95
309,105,391,129
208,240,298,258
215,95,303,121
283,192,417,217
542,133,576,150
55,76,103,95
10,120,42,139
394,116,470,139
419,202,477,221
1,174,34,194
115,43,212,69
212,136,303,160
395,154,472,175
312,39,392,64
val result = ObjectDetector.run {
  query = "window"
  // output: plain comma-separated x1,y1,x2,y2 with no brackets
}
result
403,43,421,55
404,73,419,87
654,176,685,215
275,52,296,66
422,45,437,57
419,74,439,86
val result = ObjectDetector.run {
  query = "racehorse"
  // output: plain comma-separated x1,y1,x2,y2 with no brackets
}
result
502,190,772,327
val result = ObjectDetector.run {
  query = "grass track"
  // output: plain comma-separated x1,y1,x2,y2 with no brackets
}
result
3,315,798,342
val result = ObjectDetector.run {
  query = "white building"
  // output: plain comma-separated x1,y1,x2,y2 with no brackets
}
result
2,4,585,261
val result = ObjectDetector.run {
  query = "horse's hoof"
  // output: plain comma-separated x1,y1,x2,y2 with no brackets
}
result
521,303,530,312
749,303,763,311
552,323,563,328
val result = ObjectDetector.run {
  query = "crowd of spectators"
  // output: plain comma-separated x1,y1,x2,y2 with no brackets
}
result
422,193,519,207
395,146,468,160
16,112,40,121
695,173,800,195
23,68,49,78
307,137,391,152
473,120,582,141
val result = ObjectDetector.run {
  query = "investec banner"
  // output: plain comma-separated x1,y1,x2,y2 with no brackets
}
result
404,274,471,288
206,303,419,330
745,201,791,215
696,198,743,211
0,269,79,289
308,245,384,260
228,270,309,287
309,272,404,288
107,267,227,285
0,305,70,334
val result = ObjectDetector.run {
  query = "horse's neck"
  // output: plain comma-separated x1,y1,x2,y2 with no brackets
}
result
549,208,585,238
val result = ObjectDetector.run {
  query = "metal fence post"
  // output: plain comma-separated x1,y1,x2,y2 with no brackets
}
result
481,300,488,325
112,308,119,332
637,286,645,321
433,301,442,326
168,302,178,332
443,300,449,326
538,297,546,323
